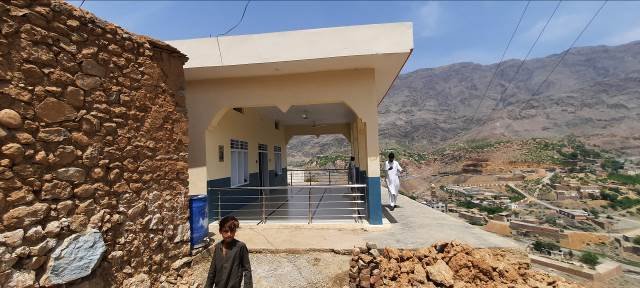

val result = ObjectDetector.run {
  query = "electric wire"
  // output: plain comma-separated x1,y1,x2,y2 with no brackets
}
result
494,0,562,109
215,1,251,66
530,0,608,97
468,1,531,124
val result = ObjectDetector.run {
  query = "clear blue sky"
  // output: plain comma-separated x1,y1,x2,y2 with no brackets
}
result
71,1,640,73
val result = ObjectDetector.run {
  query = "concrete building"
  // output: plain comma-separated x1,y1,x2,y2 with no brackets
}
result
167,23,413,225
558,209,589,220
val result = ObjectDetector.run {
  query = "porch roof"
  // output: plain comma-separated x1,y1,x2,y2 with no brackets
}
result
167,22,413,104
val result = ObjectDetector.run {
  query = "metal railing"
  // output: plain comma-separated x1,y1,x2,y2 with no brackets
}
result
208,184,366,224
287,168,351,185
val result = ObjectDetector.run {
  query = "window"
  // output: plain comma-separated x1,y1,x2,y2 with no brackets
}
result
218,145,224,162
230,139,248,186
274,121,280,130
274,145,282,175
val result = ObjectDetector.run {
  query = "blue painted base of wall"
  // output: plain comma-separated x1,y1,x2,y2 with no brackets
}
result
366,176,382,225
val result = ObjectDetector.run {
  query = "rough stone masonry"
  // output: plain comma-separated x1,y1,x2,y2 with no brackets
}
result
0,0,192,287
349,241,584,288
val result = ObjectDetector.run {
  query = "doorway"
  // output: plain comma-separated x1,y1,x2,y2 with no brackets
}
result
258,144,269,187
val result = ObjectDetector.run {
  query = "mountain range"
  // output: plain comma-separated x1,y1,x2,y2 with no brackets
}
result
289,40,640,161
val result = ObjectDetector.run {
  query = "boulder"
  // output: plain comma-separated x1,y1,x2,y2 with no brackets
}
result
0,109,23,128
64,86,85,108
2,143,25,162
426,259,454,287
0,229,24,248
30,238,57,256
74,184,95,198
40,229,106,286
36,97,77,123
74,74,102,90
81,59,106,77
21,64,45,85
54,168,86,183
38,127,70,142
7,269,36,288
1,247,18,272
44,221,62,238
122,273,150,288
3,203,49,228
41,180,73,200
25,226,44,242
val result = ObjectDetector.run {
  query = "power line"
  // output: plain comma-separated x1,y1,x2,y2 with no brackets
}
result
220,1,251,36
468,1,531,124
214,1,251,66
494,0,562,109
79,0,86,8
530,0,608,97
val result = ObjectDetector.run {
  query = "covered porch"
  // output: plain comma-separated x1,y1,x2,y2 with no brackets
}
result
167,22,413,225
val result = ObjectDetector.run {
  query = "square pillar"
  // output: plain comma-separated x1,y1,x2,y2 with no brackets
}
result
363,120,382,225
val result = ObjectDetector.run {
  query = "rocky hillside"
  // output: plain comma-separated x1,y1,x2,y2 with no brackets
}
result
380,40,640,156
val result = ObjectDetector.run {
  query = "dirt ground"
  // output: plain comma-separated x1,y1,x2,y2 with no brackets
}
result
190,251,350,288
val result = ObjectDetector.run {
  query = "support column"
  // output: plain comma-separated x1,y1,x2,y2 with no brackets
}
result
364,119,382,225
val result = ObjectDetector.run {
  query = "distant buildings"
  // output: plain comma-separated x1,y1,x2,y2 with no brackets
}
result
557,209,589,220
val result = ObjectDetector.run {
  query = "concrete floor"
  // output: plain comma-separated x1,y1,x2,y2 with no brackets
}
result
208,187,521,250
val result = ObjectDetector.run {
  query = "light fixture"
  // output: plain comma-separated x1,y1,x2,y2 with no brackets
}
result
301,110,308,120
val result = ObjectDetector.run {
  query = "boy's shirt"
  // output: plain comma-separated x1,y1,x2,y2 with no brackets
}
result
205,239,253,288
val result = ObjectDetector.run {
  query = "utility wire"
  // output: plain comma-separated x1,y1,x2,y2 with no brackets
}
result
215,1,251,66
468,1,531,124
79,0,86,8
219,1,251,37
530,0,608,97
493,0,562,109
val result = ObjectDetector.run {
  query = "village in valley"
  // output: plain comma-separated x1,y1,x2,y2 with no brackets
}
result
381,137,640,285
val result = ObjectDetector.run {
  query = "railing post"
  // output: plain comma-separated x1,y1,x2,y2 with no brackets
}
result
290,171,293,186
261,188,266,224
328,171,331,185
308,188,312,224
218,190,221,222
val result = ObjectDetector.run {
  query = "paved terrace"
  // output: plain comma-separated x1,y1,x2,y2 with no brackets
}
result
209,187,521,250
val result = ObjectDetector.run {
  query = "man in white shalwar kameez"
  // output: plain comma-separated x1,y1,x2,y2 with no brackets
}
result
384,152,403,211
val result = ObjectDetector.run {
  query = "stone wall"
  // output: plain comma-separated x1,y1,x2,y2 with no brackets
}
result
348,241,582,288
0,1,191,287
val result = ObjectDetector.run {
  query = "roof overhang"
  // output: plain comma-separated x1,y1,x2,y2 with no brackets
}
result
167,22,413,104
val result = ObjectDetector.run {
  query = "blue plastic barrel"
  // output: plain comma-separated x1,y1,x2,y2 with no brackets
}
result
189,195,208,249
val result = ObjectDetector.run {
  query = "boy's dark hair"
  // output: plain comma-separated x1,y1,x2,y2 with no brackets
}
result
388,152,395,161
219,215,239,232
350,156,355,161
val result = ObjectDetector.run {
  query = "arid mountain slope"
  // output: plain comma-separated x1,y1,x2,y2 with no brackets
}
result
380,40,640,155
288,41,640,159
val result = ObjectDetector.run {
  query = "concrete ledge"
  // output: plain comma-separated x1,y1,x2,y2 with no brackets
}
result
530,255,622,282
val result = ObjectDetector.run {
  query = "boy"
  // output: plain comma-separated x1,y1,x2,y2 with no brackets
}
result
205,216,253,288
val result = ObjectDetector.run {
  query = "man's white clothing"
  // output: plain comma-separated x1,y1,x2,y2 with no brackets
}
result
385,160,403,207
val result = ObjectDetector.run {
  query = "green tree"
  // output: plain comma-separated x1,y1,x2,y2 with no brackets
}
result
633,236,640,246
579,251,599,268
532,240,560,252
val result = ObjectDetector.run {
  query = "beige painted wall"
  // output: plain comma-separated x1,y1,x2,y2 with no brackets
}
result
205,108,287,182
186,69,380,194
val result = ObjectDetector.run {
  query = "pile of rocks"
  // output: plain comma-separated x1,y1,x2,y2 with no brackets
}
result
349,241,583,288
1,0,191,286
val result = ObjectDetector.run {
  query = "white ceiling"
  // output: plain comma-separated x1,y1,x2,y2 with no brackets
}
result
255,103,356,126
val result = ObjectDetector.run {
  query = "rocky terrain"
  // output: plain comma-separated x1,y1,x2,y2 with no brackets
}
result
290,40,640,160
381,40,640,155
349,241,582,288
